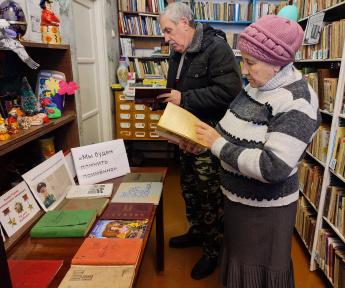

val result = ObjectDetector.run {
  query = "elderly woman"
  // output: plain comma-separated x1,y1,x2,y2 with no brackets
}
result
182,15,321,287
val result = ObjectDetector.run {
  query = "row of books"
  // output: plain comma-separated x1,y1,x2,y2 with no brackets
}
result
192,1,252,22
295,195,317,253
120,38,136,56
315,228,345,286
256,1,289,19
296,0,345,20
225,32,239,49
298,159,324,210
129,58,169,79
119,12,162,36
296,19,345,60
307,124,331,163
323,185,345,235
331,127,345,178
302,68,340,112
118,0,165,13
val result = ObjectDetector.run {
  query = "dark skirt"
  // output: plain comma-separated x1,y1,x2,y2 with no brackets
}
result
218,196,297,288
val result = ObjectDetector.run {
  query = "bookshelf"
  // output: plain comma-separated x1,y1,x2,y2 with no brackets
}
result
294,1,345,285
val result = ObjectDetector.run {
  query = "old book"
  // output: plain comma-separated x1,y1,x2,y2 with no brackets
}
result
8,259,63,288
111,182,163,205
30,209,97,238
54,198,109,217
122,172,162,182
66,183,113,199
72,238,142,265
100,202,154,220
134,87,171,105
58,265,135,288
155,102,207,149
317,68,339,110
89,219,148,239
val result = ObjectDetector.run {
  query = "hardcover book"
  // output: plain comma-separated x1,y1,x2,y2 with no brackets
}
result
134,87,171,105
122,172,162,182
66,183,113,199
99,202,154,220
111,182,163,205
8,259,63,288
88,219,148,239
155,102,207,149
58,265,135,288
54,198,109,217
30,209,97,238
72,238,142,265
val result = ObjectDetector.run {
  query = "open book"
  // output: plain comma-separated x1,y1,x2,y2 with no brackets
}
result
155,102,207,149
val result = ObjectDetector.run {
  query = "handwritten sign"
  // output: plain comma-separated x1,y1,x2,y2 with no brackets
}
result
71,139,130,185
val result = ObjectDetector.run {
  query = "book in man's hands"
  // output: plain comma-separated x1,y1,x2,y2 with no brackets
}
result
134,87,171,105
30,209,97,238
155,102,207,149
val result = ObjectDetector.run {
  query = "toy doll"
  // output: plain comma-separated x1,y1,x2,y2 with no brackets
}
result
7,108,19,134
40,0,61,44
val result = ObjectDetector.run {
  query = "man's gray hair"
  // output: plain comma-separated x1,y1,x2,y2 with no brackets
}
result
158,2,195,28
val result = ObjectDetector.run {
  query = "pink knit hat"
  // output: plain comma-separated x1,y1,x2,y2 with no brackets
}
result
237,15,304,66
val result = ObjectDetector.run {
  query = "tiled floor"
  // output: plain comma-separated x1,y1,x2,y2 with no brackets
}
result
135,159,333,288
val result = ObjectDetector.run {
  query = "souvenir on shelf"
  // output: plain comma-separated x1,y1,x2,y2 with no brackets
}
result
7,107,19,134
0,0,27,40
35,70,68,117
21,77,39,116
0,114,10,140
0,19,39,69
40,0,61,44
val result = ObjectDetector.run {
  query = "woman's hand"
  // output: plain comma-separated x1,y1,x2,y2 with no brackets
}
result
195,122,221,150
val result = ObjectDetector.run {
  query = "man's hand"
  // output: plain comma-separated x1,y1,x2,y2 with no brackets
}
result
157,89,181,106
195,122,221,150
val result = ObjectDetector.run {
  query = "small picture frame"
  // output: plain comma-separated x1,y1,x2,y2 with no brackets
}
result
161,42,169,54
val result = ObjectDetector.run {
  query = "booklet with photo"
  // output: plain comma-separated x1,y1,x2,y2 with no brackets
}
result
0,181,41,237
66,184,113,199
22,151,75,211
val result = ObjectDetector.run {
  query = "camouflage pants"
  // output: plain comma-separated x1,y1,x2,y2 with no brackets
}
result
180,148,224,258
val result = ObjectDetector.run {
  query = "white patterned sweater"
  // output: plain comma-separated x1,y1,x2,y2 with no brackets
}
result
211,63,322,207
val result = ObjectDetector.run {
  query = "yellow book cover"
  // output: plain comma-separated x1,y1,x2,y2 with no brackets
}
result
155,102,207,149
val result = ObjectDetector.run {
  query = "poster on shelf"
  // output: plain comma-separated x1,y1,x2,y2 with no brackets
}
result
0,181,41,237
303,11,325,45
22,151,75,211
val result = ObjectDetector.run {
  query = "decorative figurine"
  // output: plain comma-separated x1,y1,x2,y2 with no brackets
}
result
0,114,10,140
21,120,30,130
0,0,27,40
40,0,61,44
0,19,39,69
7,107,19,133
21,76,39,115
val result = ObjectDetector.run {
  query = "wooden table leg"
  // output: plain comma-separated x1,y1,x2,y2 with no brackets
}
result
156,192,164,274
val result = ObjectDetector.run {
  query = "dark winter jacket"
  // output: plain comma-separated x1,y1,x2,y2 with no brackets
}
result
166,22,242,127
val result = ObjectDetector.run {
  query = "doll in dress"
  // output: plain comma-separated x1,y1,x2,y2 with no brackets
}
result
40,0,61,44
7,108,19,134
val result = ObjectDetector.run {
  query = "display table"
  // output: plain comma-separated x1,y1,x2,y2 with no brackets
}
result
6,166,167,287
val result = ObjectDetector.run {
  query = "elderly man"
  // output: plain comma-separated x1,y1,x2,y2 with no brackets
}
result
156,2,242,280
